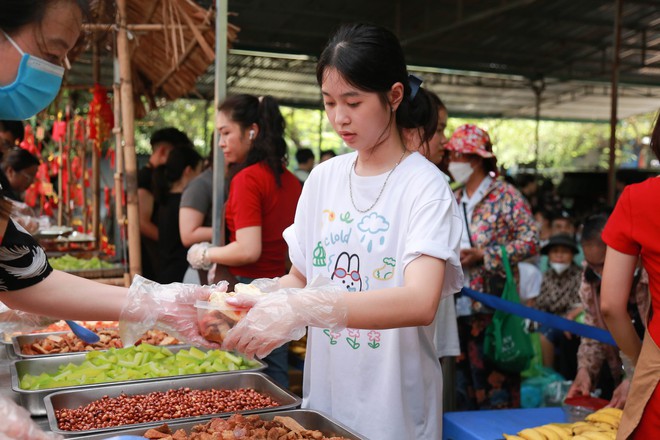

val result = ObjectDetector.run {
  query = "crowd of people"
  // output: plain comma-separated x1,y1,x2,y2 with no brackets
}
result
1,0,660,439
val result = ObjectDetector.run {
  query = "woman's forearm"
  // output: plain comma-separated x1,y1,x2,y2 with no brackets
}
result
0,270,127,320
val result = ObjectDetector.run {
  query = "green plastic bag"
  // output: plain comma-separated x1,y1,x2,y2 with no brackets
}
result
483,246,534,373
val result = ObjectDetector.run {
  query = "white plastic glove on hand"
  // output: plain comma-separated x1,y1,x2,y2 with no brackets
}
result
0,396,63,440
0,302,56,338
119,275,228,348
222,276,348,359
187,242,213,270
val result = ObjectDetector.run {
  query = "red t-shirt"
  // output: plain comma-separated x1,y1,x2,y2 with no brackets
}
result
602,178,660,344
225,162,302,278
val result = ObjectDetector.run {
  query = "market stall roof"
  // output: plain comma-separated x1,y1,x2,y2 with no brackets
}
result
71,0,660,121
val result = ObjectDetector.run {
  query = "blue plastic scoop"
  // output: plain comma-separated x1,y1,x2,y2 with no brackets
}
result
65,320,100,344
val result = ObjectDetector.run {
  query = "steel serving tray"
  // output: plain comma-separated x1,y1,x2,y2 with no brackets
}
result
11,331,184,359
70,409,366,440
45,371,301,436
11,346,266,416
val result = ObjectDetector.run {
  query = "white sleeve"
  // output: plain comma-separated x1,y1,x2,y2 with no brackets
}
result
283,172,315,279
401,195,463,298
518,262,542,300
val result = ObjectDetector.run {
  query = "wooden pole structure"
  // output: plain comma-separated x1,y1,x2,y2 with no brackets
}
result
211,0,228,247
117,0,142,278
607,0,623,206
57,138,64,226
83,23,212,32
92,39,101,244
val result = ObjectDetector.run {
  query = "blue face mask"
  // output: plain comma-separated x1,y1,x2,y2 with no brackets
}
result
0,31,65,120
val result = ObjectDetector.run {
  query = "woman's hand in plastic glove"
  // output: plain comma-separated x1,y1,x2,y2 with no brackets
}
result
187,242,213,270
0,396,63,440
222,276,348,359
120,275,228,348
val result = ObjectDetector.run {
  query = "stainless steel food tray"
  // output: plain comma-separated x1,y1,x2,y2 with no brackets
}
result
11,331,183,359
11,346,266,416
45,372,301,436
0,339,18,360
71,409,366,440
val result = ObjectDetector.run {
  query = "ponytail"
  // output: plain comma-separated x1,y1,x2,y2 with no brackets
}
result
396,87,438,149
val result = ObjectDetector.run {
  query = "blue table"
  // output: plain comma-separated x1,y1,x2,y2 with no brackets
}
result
443,407,567,440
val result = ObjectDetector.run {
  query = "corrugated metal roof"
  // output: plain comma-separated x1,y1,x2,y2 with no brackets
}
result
69,0,660,121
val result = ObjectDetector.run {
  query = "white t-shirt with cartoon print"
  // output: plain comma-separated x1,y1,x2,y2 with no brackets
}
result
283,151,463,440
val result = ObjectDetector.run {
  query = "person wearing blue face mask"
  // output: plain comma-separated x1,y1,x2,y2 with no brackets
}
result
0,3,218,438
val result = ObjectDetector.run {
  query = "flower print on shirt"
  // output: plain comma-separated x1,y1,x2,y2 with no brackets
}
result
357,212,390,253
346,328,361,350
368,330,381,349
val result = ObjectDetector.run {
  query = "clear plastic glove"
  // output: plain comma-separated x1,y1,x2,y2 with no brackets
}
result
222,276,348,359
0,302,56,340
119,275,228,348
187,242,213,270
0,396,63,440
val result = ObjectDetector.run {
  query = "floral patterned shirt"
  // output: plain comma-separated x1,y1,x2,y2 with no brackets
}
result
577,269,650,382
455,178,539,293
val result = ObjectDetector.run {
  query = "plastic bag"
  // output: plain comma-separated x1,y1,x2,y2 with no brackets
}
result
0,396,63,439
119,275,228,347
483,246,534,373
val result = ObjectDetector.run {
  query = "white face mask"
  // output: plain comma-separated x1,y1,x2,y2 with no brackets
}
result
448,161,474,185
550,262,570,275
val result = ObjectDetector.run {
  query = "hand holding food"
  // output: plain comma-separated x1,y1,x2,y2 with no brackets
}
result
222,276,348,359
120,275,228,348
186,242,213,270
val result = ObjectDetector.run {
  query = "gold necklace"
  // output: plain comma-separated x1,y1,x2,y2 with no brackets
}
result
348,149,407,214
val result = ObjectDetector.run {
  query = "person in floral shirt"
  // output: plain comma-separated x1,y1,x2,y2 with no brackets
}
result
446,124,539,410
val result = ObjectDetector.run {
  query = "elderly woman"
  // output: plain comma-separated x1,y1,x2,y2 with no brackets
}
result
446,124,539,410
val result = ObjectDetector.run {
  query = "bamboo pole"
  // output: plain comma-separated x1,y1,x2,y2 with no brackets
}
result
117,0,141,278
607,0,623,206
92,40,101,244
57,139,64,226
173,1,215,62
82,23,212,32
212,0,228,247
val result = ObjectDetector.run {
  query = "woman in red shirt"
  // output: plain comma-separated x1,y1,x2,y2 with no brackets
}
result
601,113,660,438
187,94,302,388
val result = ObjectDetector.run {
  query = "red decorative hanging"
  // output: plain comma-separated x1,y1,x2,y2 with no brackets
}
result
88,84,114,155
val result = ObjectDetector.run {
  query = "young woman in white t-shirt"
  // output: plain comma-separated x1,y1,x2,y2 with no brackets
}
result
223,23,463,439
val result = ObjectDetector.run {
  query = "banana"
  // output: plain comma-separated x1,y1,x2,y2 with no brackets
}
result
503,435,527,440
580,431,616,440
518,428,547,440
571,422,595,435
542,424,571,439
595,407,623,419
585,412,621,428
535,426,561,440
592,422,617,431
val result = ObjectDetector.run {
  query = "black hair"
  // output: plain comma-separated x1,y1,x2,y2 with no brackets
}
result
0,0,90,33
218,94,288,186
320,149,337,159
651,111,660,161
1,148,39,172
150,127,194,151
153,147,202,205
316,23,437,145
0,120,25,143
295,148,315,165
428,90,446,112
580,213,609,245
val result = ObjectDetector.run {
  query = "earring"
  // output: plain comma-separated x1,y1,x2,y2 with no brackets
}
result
249,130,255,140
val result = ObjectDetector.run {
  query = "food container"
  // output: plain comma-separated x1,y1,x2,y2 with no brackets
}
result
11,346,266,416
44,371,301,435
195,300,250,344
0,339,18,360
562,395,609,422
11,331,181,359
71,409,365,440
